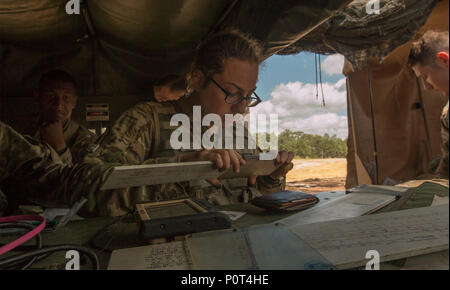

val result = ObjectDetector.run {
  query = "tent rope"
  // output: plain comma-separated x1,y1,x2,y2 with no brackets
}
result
318,54,325,107
367,62,379,184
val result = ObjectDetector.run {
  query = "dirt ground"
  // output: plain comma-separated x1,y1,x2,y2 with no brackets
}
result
285,158,347,193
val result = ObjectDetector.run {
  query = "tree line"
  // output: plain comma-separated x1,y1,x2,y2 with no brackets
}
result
258,130,348,159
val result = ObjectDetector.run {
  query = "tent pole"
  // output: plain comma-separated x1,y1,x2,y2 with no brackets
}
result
415,76,433,164
367,62,379,184
81,3,98,96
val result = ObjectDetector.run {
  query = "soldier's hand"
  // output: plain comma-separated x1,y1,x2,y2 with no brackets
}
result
39,121,67,153
179,149,246,187
181,149,246,173
269,151,295,180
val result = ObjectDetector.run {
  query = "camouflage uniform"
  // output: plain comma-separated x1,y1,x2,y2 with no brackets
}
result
94,100,285,216
0,121,115,216
25,117,97,165
439,101,449,177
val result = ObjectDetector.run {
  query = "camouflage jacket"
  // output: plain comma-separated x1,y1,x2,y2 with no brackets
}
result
26,117,97,165
94,100,285,216
0,121,115,216
440,101,449,176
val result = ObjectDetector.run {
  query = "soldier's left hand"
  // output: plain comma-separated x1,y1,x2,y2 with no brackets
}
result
269,151,295,180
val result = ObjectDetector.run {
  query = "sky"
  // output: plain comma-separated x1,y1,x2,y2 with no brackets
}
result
251,53,348,139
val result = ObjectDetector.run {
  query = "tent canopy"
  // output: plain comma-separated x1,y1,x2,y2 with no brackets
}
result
0,0,351,98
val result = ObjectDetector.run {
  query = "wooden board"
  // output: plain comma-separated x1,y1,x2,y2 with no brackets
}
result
101,159,276,190
289,205,449,269
277,192,399,227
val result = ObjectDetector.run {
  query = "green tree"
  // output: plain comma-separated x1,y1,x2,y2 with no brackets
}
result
277,130,347,159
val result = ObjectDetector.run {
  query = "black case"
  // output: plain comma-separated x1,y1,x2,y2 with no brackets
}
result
139,212,231,239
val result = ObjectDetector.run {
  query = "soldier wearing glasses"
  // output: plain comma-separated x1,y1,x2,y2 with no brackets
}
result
92,30,295,216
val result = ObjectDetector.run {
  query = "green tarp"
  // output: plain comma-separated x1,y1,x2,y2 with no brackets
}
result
0,0,351,100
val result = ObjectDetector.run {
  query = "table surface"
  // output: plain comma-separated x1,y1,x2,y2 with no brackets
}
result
0,191,347,269
3,182,448,270
2,183,449,270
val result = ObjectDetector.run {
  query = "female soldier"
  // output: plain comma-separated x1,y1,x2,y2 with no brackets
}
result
95,30,295,216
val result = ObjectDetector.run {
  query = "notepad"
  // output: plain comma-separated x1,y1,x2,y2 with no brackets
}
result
107,241,192,270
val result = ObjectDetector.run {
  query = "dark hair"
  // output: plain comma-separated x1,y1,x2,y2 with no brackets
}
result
155,74,186,92
38,70,78,94
408,30,449,67
187,29,263,91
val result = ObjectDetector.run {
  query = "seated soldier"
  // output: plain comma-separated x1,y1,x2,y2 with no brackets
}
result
409,30,449,179
0,121,115,216
95,29,295,216
22,70,97,165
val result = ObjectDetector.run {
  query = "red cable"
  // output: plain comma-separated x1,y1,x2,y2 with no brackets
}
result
0,215,46,255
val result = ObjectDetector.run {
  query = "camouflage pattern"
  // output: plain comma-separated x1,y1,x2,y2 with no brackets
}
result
28,117,97,165
0,121,116,216
440,101,449,176
94,100,285,216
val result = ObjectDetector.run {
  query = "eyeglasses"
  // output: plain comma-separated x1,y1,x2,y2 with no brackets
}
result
209,78,262,107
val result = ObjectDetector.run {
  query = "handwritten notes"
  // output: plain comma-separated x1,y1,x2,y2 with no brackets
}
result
289,205,449,269
108,241,192,270
278,192,398,227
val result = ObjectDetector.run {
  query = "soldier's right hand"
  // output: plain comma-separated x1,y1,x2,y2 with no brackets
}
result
180,149,246,173
39,121,67,153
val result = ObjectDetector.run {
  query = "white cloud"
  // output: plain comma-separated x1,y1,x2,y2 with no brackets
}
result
321,54,344,76
250,78,348,139
279,113,348,139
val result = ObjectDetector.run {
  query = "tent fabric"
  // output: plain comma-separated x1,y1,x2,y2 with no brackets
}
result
0,0,351,101
345,59,446,186
218,0,352,58
344,0,449,187
0,0,232,99
278,0,438,69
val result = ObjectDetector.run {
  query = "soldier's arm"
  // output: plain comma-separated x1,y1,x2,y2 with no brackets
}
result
436,134,449,178
97,103,167,164
0,122,116,215
242,127,291,194
255,151,294,194
256,175,286,194
67,125,98,164
436,108,449,178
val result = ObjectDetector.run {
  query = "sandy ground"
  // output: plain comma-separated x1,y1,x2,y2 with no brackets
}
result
285,158,347,193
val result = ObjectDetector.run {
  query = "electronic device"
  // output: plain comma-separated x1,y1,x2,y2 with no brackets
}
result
135,198,231,240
